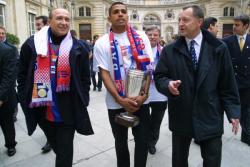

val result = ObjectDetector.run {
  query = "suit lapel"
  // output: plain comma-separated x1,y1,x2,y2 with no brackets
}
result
242,34,250,53
196,40,212,91
232,35,241,53
174,37,192,62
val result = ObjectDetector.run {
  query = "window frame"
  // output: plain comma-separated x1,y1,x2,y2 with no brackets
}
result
78,6,92,17
28,12,36,36
0,4,5,27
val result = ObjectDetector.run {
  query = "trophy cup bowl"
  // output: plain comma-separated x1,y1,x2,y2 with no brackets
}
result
115,69,146,127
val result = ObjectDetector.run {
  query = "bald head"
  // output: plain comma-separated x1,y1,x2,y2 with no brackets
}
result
49,8,70,37
49,8,69,19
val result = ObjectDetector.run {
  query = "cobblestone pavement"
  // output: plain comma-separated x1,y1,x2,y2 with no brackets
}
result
0,88,250,167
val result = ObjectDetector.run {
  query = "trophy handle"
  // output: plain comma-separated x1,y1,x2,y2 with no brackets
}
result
140,71,151,95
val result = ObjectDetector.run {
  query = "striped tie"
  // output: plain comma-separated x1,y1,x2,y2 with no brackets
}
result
189,40,198,70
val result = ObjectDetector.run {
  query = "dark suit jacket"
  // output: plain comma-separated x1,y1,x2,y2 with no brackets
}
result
154,30,241,141
223,34,250,90
0,42,17,112
18,36,94,136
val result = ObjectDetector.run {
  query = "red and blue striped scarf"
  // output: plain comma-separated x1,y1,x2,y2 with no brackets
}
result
109,25,151,97
30,28,72,108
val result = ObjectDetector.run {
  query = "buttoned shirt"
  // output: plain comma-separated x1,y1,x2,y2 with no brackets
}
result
185,31,203,61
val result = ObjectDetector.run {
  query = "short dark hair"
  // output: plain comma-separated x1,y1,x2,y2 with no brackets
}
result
234,14,250,26
70,29,77,38
108,2,127,16
145,25,161,36
93,34,99,40
35,15,48,25
202,17,217,30
183,5,204,19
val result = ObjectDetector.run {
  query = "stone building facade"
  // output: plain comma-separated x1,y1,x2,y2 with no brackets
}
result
0,0,250,47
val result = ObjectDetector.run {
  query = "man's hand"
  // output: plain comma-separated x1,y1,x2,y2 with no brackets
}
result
168,80,182,95
0,100,3,107
231,118,240,135
118,97,140,113
132,94,148,109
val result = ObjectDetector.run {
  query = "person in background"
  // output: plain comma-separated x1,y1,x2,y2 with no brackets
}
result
35,15,48,31
90,34,102,91
202,17,219,37
18,8,93,167
0,42,18,156
94,2,153,167
0,26,19,123
70,29,77,38
145,26,168,155
34,15,52,154
159,39,166,47
154,5,240,167
223,14,250,146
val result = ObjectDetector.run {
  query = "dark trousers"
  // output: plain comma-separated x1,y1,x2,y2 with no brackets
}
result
0,107,17,149
148,101,167,147
91,72,102,89
108,104,150,167
43,121,75,167
239,89,250,142
172,133,222,167
90,60,102,89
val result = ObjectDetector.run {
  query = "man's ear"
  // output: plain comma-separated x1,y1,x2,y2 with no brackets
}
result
208,24,213,30
108,16,111,23
198,18,204,27
245,23,249,30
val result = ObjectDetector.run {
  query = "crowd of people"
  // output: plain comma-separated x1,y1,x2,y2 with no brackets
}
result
0,1,250,167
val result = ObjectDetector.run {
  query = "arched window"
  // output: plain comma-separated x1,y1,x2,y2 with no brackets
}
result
78,6,91,17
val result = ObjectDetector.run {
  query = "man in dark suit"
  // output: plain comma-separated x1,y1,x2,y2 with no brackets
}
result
0,42,18,156
0,26,19,123
202,17,218,37
154,5,240,167
223,14,250,146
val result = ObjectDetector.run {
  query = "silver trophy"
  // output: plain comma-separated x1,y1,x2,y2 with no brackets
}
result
115,69,147,127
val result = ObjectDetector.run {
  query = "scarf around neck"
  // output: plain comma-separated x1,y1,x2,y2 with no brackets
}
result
109,25,151,96
30,27,73,108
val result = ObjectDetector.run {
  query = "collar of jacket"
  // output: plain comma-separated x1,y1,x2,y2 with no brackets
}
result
173,29,222,54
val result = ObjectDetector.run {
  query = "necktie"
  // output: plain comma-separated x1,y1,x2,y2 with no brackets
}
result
239,36,245,51
189,40,198,70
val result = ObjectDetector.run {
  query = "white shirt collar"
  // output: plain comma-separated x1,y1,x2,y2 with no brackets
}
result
237,33,247,41
185,31,203,47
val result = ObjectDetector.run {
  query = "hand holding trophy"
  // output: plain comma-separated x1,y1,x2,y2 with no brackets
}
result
115,69,150,127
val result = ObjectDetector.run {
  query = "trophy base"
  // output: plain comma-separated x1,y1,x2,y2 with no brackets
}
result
115,112,140,127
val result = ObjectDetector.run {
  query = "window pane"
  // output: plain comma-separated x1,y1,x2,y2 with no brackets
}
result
0,5,3,15
0,5,5,27
29,13,36,36
86,7,91,16
223,7,228,16
79,7,84,16
230,7,234,16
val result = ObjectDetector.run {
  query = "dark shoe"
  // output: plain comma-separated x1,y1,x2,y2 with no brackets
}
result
148,146,156,155
7,148,16,156
93,87,96,91
98,88,102,92
41,142,52,153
